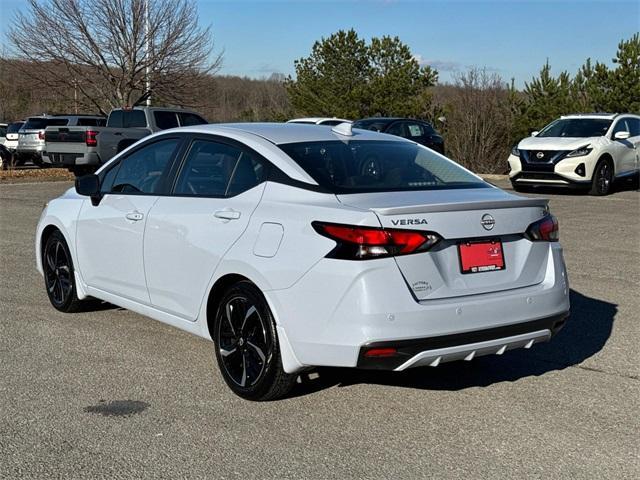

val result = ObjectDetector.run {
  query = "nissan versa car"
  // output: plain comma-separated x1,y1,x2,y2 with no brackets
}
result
36,123,570,400
508,113,640,195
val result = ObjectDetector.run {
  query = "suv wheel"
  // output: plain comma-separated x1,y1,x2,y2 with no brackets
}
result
590,158,614,196
213,281,295,401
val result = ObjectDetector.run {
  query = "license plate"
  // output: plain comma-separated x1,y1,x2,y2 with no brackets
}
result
458,240,505,274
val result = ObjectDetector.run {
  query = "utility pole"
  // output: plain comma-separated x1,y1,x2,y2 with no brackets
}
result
145,0,151,106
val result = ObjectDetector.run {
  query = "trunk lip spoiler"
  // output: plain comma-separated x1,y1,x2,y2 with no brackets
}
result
369,198,549,215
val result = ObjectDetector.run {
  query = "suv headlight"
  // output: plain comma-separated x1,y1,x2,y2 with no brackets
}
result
511,146,520,157
566,146,592,158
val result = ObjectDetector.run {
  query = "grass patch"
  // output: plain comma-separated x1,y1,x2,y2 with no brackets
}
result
0,168,75,183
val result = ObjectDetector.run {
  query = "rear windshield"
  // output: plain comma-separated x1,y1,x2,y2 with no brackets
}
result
7,122,24,133
0,126,5,137
77,117,106,126
538,118,612,138
47,118,70,127
23,118,49,129
278,140,487,193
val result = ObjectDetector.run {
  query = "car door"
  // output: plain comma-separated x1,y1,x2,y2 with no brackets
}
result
143,137,268,320
75,136,183,304
610,118,636,175
625,118,640,172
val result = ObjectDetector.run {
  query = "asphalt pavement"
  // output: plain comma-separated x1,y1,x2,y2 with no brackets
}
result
1,179,638,479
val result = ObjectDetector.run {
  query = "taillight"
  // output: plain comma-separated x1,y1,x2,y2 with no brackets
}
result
525,214,559,242
312,222,441,260
38,130,45,140
86,130,98,147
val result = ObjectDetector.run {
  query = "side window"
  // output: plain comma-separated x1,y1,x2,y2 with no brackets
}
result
625,118,640,137
227,152,267,196
123,110,147,128
386,122,407,137
612,119,630,136
111,138,180,194
174,140,242,196
178,112,207,126
406,122,425,138
154,111,179,130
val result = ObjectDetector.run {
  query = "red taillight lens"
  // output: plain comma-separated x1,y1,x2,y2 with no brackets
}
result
85,130,98,147
526,214,559,241
313,222,441,259
38,130,45,140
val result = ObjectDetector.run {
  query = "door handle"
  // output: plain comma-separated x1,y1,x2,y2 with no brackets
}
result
214,209,241,221
125,211,144,221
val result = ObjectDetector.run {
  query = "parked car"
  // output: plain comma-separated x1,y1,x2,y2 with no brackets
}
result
37,122,569,401
287,117,352,126
0,123,7,146
17,115,105,167
352,117,445,154
4,121,24,155
508,113,640,195
43,107,207,175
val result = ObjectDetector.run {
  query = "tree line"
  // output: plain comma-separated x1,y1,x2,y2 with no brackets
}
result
1,0,638,173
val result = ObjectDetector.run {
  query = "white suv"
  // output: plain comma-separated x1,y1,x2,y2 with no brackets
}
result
508,113,640,195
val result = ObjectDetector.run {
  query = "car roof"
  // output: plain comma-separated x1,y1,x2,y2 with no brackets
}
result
560,113,618,120
182,122,408,145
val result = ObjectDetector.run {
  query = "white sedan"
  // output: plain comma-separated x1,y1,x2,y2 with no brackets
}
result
36,123,570,400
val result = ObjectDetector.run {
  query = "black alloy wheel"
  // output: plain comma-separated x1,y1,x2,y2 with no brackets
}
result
43,230,84,312
590,159,613,196
214,281,295,401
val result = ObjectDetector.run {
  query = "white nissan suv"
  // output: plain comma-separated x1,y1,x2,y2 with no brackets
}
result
508,113,640,195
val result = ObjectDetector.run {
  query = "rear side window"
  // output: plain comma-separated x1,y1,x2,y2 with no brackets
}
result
279,140,487,193
178,112,207,126
0,126,6,137
174,140,265,197
110,138,180,194
154,111,179,130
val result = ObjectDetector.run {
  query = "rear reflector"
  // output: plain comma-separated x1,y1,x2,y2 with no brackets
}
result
364,347,397,358
312,222,441,260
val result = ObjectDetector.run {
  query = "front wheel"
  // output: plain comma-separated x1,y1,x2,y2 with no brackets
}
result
42,230,86,312
213,281,295,401
590,158,614,196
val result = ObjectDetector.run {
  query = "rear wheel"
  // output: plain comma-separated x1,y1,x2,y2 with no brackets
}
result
43,230,86,312
213,281,295,401
590,158,614,196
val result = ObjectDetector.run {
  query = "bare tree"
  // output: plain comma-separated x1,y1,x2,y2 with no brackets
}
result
6,0,222,114
434,68,517,174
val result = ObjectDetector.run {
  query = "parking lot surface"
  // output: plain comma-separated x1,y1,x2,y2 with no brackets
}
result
1,179,638,479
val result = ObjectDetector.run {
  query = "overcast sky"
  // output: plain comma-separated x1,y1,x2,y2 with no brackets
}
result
1,0,638,86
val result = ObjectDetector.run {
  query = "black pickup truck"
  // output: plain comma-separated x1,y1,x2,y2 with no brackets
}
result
43,107,207,175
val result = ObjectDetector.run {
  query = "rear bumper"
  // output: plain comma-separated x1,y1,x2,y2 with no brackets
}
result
267,243,570,372
356,312,568,370
42,151,100,166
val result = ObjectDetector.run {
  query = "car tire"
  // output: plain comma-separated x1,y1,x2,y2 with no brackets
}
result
589,158,614,196
213,281,296,401
42,230,87,313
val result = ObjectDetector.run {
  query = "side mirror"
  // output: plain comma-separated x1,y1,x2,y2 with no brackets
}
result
531,131,539,137
614,131,630,140
75,174,101,205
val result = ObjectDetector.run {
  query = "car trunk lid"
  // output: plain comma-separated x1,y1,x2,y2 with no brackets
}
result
337,188,552,301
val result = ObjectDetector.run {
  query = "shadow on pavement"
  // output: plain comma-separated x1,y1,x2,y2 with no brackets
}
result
290,289,616,398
